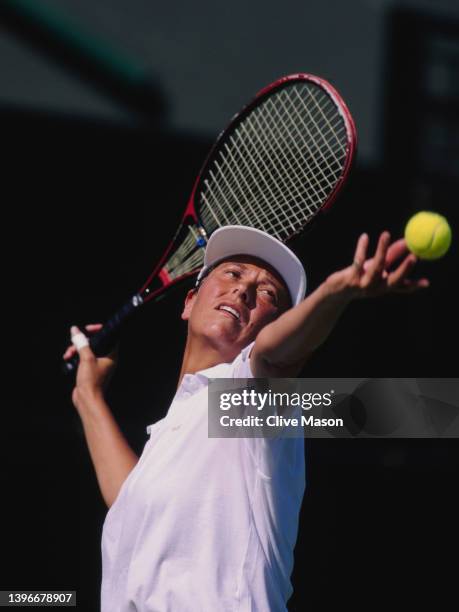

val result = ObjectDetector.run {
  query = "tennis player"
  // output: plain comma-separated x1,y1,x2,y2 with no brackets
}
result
63,225,428,611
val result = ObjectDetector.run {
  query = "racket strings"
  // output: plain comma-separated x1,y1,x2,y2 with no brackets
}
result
163,225,205,278
254,89,345,196
169,248,205,278
235,98,331,226
199,82,349,241
276,89,346,190
204,87,345,233
201,110,304,236
227,120,298,234
291,87,347,185
201,122,322,231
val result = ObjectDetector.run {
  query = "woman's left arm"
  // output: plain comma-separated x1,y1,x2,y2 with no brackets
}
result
251,232,430,377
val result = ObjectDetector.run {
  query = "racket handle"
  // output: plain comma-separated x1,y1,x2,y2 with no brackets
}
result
62,294,144,375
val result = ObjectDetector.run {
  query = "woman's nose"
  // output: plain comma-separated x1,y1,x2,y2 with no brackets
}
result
235,286,247,301
233,283,255,304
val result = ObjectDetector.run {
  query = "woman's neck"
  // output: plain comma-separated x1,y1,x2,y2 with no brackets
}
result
177,334,238,389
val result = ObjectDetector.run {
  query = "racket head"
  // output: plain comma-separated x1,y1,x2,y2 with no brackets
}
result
191,73,357,241
141,73,357,302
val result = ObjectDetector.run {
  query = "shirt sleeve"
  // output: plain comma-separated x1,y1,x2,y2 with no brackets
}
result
231,340,255,379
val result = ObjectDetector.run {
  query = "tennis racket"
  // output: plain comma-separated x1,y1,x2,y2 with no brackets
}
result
63,72,356,374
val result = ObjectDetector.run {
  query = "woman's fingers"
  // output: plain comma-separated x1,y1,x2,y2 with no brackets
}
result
362,238,407,274
349,232,430,297
70,326,93,361
395,277,430,293
361,231,391,287
385,238,408,268
352,233,369,270
387,254,417,287
63,323,103,359
387,252,430,292
63,346,76,359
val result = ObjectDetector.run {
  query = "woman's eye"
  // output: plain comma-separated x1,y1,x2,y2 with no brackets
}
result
226,270,239,278
259,289,276,300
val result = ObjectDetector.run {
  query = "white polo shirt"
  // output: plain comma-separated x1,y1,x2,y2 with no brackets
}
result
101,342,306,611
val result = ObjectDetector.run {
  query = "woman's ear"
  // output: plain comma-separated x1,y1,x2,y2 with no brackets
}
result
181,288,198,321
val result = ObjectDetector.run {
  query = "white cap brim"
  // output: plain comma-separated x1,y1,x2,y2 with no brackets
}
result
197,226,306,305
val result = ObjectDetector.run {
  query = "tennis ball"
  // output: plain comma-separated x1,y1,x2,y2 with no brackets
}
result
404,211,452,260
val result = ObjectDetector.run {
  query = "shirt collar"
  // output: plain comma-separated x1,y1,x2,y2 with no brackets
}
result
174,361,228,401
174,340,254,402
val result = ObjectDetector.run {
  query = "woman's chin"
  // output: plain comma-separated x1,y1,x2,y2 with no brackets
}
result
203,322,241,345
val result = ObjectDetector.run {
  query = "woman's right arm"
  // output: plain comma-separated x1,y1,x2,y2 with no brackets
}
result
64,324,139,509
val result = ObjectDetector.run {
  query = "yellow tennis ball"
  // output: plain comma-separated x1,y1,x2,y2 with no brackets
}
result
404,211,452,260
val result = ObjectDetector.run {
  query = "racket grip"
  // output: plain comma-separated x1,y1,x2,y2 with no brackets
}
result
62,294,143,375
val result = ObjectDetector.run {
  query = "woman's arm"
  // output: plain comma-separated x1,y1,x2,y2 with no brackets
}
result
75,390,139,509
251,280,351,376
64,324,139,508
251,233,429,377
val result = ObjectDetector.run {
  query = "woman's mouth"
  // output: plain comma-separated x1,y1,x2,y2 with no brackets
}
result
217,304,241,321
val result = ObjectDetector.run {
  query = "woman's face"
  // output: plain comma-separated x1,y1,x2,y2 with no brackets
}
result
181,255,291,356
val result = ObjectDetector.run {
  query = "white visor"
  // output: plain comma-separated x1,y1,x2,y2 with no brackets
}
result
196,226,306,306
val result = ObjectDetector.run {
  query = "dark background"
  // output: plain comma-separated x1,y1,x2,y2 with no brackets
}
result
2,1,459,610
